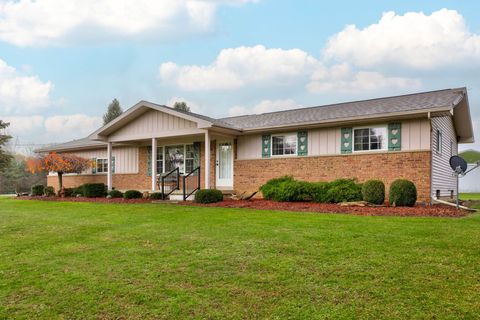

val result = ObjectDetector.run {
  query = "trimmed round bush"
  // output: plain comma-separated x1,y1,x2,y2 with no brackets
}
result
324,179,362,203
362,180,385,205
108,189,123,198
31,184,44,196
260,176,294,200
44,186,55,197
389,179,417,207
149,192,163,200
82,183,107,198
195,189,223,204
124,190,143,199
72,186,84,197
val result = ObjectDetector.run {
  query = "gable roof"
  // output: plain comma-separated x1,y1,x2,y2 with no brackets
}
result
36,87,474,153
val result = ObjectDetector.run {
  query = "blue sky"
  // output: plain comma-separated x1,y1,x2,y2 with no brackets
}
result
0,0,478,152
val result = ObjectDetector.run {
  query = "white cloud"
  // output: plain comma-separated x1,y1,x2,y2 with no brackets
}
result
228,98,299,116
159,45,320,90
0,59,53,113
0,0,257,46
44,114,102,135
2,116,45,134
307,63,421,93
323,9,480,69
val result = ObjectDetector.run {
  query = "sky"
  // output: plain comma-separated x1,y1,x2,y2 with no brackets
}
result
0,0,479,153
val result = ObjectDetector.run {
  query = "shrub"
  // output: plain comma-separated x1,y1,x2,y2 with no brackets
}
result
124,190,143,199
72,186,84,197
82,183,107,198
63,188,74,197
31,184,45,196
324,179,362,203
389,179,417,207
195,189,223,204
149,192,164,200
260,176,294,200
310,182,331,203
362,180,385,205
108,189,123,198
44,186,55,197
272,180,316,202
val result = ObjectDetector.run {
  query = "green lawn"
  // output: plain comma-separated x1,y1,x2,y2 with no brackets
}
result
0,199,479,319
460,193,480,200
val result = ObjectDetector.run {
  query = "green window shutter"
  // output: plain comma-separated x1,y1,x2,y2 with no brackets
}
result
297,131,308,156
91,158,97,174
262,134,271,158
341,128,353,154
388,123,401,151
111,156,116,173
147,148,152,177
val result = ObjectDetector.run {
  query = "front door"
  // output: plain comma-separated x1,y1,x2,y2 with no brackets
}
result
216,141,233,188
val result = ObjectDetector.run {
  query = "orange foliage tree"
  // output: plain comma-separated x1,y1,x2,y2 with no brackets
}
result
27,152,91,195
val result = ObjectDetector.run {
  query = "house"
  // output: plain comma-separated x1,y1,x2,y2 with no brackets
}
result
38,88,475,202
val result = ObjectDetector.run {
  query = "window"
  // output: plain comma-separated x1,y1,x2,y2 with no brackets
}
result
353,127,387,151
185,144,195,173
271,134,297,156
156,146,163,175
165,145,185,173
436,129,442,153
96,158,108,173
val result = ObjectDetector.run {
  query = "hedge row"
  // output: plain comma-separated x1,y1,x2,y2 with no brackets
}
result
260,176,417,206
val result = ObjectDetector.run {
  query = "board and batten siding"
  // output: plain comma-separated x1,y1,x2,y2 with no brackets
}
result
110,109,198,141
431,116,458,197
48,147,139,175
236,119,431,160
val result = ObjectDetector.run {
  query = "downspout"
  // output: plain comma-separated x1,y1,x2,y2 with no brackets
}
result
431,196,476,211
428,111,433,205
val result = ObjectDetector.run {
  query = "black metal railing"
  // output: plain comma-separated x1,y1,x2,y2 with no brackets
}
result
183,166,200,201
161,167,180,200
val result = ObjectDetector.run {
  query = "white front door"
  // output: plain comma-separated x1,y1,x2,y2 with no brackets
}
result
216,140,233,188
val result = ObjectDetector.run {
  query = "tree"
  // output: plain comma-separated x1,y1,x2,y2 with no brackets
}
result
0,120,12,172
27,153,90,195
173,101,190,112
103,98,123,125
0,155,46,194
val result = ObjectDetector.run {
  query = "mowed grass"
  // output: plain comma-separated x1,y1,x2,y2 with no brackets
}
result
0,199,479,319
461,193,480,200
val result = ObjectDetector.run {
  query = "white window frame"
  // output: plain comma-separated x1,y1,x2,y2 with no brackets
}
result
157,143,196,175
96,158,108,173
271,133,297,157
353,125,388,153
436,129,442,154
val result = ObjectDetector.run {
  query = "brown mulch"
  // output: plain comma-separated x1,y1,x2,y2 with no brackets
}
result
16,196,474,217
180,199,473,217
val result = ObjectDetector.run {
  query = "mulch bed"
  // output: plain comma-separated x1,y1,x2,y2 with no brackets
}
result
181,199,472,217
17,196,473,217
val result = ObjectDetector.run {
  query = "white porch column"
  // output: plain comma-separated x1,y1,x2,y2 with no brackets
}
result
107,142,113,191
204,130,210,189
151,138,157,191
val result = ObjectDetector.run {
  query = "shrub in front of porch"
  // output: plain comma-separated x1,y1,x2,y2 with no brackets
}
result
124,190,143,199
149,192,163,200
108,190,123,198
195,189,223,204
44,186,55,197
362,180,385,205
389,179,417,207
82,183,107,198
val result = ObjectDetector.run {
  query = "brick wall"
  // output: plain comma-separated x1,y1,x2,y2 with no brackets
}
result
48,144,217,192
234,151,432,202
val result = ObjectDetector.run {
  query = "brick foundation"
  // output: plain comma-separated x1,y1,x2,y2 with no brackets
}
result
234,151,432,202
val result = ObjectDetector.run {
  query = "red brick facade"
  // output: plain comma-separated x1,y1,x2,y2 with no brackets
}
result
48,146,431,202
233,151,432,202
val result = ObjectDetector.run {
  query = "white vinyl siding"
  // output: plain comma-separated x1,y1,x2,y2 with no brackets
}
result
236,118,431,160
431,116,457,198
48,147,139,175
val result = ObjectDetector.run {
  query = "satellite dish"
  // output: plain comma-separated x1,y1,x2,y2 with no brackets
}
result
449,155,468,174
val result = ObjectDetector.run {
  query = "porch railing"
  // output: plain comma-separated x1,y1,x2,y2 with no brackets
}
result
161,167,180,200
183,166,200,201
